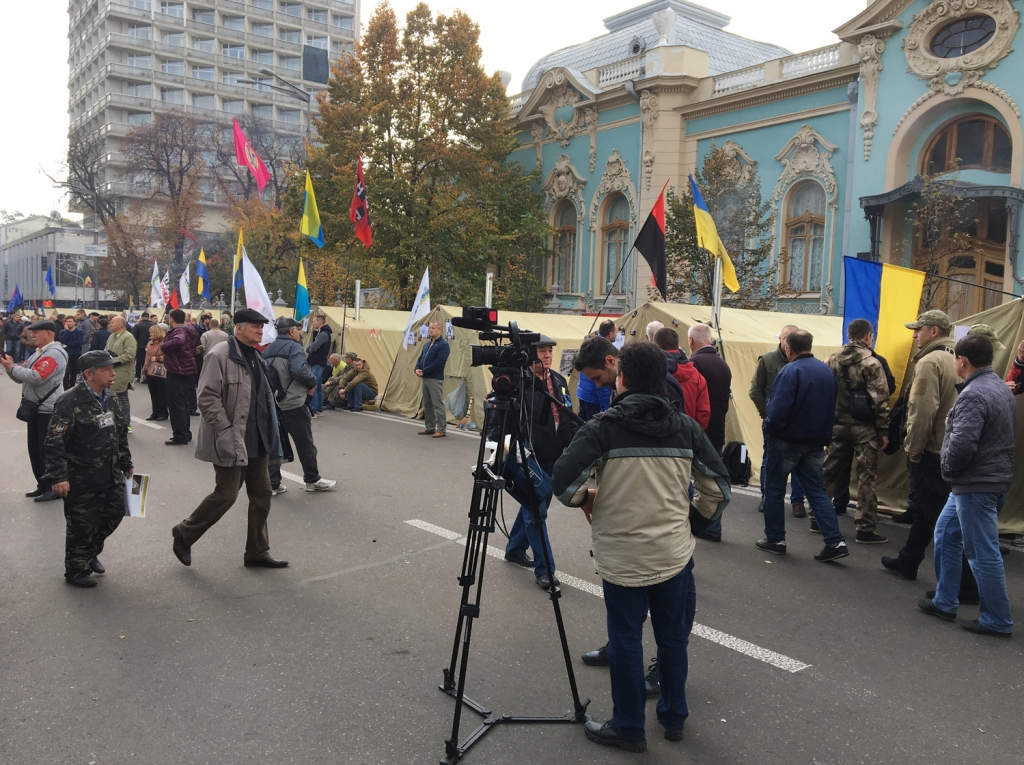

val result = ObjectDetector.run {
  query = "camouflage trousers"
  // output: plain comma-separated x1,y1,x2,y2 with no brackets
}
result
64,482,125,578
823,423,880,533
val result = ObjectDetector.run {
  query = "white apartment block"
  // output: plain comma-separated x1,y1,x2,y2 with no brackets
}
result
68,0,360,218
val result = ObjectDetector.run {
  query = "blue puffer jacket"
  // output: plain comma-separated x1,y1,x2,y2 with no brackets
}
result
576,371,611,408
764,353,836,446
941,367,1016,495
415,337,450,380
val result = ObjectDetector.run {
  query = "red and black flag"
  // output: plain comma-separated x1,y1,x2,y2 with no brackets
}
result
349,155,373,249
633,180,669,299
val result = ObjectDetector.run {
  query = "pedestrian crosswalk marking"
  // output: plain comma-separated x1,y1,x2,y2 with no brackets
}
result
406,518,812,673
129,416,164,430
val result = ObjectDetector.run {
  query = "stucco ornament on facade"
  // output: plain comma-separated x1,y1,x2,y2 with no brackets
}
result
858,34,887,161
537,81,598,149
541,154,587,220
640,90,659,190
903,0,1020,96
720,140,757,184
530,123,545,170
771,125,840,208
588,150,637,231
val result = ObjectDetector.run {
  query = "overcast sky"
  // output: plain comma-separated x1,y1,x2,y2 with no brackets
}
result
0,0,865,219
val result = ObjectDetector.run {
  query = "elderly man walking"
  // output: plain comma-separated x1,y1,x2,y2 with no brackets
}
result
104,316,137,425
415,321,450,437
1,319,68,502
171,309,288,570
919,333,1014,637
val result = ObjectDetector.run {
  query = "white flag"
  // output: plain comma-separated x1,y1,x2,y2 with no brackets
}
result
402,268,431,349
149,261,163,308
240,248,277,345
179,263,191,305
160,271,171,307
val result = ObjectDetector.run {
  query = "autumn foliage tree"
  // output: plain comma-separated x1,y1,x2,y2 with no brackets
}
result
309,1,550,310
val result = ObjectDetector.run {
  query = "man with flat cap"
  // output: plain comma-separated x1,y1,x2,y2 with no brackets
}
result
44,350,133,588
171,309,289,569
1,319,68,502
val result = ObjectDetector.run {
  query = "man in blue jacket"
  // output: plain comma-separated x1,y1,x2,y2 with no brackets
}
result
576,320,615,420
757,330,849,562
415,321,450,438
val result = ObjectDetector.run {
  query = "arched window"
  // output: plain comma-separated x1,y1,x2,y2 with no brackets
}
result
551,202,577,291
923,115,1011,174
784,182,826,293
602,194,631,293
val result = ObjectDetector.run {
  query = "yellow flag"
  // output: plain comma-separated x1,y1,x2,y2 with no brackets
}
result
689,175,740,293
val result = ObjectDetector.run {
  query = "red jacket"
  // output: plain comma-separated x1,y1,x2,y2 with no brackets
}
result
667,350,711,430
1007,358,1024,394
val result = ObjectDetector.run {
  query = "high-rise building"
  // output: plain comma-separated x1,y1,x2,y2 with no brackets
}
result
67,0,359,224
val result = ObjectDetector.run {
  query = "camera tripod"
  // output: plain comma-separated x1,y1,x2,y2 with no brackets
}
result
439,373,590,764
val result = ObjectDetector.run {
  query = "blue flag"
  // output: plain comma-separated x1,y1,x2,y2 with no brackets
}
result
7,284,23,313
45,266,55,296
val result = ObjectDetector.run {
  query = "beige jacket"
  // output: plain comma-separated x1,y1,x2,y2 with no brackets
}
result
903,336,958,460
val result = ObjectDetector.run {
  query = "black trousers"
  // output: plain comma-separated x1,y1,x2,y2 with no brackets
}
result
270,407,320,485
898,452,979,595
27,412,52,492
148,376,167,418
166,373,193,443
187,373,198,413
64,355,80,391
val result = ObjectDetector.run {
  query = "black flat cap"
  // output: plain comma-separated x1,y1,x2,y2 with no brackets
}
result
78,350,117,372
275,316,302,330
233,308,270,325
27,320,57,332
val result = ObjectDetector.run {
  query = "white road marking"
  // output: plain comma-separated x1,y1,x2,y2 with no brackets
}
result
405,519,811,673
280,469,305,485
130,416,164,430
338,409,478,438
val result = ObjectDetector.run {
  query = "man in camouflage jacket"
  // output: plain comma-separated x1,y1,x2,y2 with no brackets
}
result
44,351,133,588
823,319,890,545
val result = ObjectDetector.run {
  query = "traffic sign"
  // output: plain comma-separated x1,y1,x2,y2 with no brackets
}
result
84,245,108,257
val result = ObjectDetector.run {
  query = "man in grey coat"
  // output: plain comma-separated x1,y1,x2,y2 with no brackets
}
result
263,317,336,495
171,309,288,569
919,333,1014,637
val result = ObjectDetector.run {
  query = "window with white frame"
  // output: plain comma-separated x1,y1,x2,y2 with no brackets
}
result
193,37,215,52
279,27,300,43
307,35,327,50
127,83,152,97
128,24,152,39
127,112,152,126
602,194,631,293
307,7,326,22
160,2,184,18
254,77,274,91
280,55,300,70
160,88,184,103
222,16,244,31
252,22,273,37
162,31,184,46
280,2,301,16
127,53,152,69
192,94,215,109
252,104,273,119
223,71,245,86
161,59,184,75
332,15,353,30
279,108,300,124
192,8,214,24
332,40,352,55
784,181,826,293
251,0,272,8
222,100,244,114
191,65,214,81
223,44,245,58
252,49,274,64
550,201,577,292
128,0,152,9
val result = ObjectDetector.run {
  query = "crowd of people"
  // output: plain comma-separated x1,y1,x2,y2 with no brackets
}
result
3,301,1020,753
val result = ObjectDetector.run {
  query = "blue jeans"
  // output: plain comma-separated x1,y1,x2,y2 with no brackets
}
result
604,560,695,743
503,456,555,578
761,425,805,503
933,493,1013,633
764,435,844,546
309,364,325,412
348,382,376,410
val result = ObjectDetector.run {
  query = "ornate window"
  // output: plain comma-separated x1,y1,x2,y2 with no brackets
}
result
551,201,577,291
602,195,631,293
930,16,997,59
784,182,826,293
923,115,1012,174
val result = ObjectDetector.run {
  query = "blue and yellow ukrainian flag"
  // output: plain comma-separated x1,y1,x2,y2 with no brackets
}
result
842,257,926,393
294,259,310,320
300,170,324,248
196,248,211,301
689,175,740,293
234,230,244,291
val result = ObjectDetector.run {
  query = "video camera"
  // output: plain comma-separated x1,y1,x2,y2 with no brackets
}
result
451,307,541,393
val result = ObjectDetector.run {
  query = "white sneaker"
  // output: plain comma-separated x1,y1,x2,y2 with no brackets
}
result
305,478,337,492
271,485,288,496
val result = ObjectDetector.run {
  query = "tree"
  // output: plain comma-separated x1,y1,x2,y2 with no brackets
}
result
222,195,302,306
64,125,118,225
665,144,791,310
310,1,551,310
211,114,302,208
121,113,211,262
100,204,162,306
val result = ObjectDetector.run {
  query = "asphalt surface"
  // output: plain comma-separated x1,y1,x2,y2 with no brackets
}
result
2,381,1023,765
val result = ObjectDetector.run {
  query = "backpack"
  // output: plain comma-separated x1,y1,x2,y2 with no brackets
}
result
843,364,875,423
721,441,752,486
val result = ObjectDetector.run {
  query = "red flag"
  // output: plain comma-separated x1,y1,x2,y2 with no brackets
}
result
170,289,180,310
633,180,669,299
349,156,373,248
233,118,271,193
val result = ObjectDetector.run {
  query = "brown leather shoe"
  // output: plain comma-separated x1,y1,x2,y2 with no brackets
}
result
432,431,446,438
417,430,435,435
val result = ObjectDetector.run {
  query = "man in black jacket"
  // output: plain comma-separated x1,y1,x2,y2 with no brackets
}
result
502,336,578,590
131,312,154,381
687,323,731,542
305,316,332,416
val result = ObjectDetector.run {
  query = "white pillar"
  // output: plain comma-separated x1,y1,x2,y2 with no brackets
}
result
354,278,361,321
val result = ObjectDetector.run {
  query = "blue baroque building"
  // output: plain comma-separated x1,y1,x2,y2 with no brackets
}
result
507,0,1024,318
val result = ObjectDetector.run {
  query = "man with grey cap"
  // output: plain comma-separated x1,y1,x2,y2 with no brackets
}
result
171,309,289,570
1,319,68,502
44,350,133,588
263,316,336,494
881,310,979,599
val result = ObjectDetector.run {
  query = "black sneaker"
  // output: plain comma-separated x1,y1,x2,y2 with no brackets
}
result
856,530,888,545
925,589,980,606
809,519,821,534
755,538,787,555
644,658,660,699
814,542,850,562
958,619,1012,638
918,597,956,621
881,556,917,581
581,645,608,666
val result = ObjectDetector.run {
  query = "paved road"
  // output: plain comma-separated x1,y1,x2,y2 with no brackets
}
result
2,382,1023,765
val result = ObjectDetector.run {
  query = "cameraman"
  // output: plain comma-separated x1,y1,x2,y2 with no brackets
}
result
552,341,730,752
501,335,578,590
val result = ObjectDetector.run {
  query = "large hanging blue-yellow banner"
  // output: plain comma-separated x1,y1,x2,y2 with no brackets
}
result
842,257,925,395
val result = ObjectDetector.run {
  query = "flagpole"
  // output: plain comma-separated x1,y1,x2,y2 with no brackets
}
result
587,250,635,336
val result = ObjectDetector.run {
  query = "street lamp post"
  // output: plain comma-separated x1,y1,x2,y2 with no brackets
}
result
237,69,312,150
